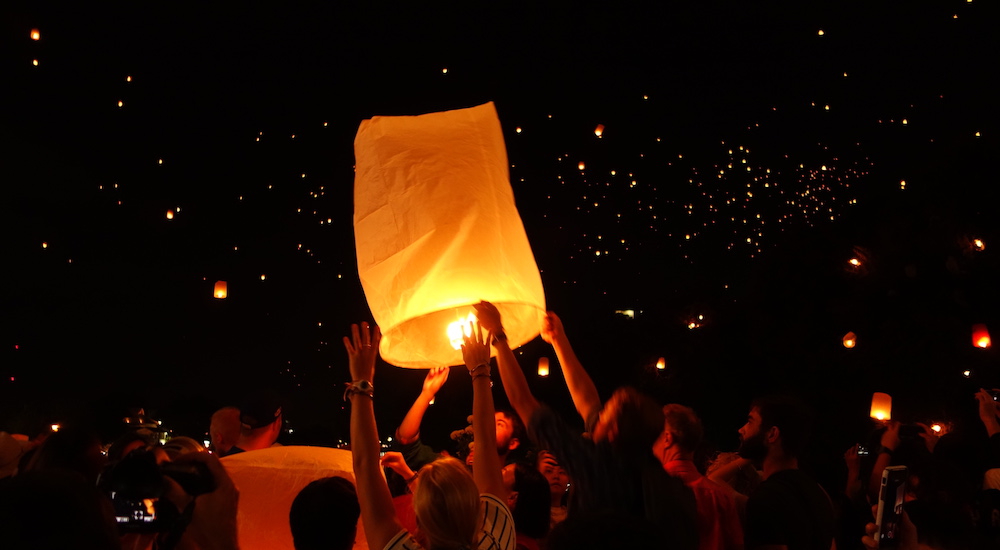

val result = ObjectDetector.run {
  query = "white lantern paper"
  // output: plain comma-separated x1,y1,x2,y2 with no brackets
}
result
353,102,546,368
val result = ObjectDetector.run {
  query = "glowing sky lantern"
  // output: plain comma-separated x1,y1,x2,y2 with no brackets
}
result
973,238,985,251
870,392,891,421
656,357,666,370
843,331,857,348
353,102,546,368
537,357,550,377
972,324,991,349
849,257,861,267
30,29,40,40
594,124,605,137
817,29,825,36
214,281,228,299
578,161,586,171
166,210,174,220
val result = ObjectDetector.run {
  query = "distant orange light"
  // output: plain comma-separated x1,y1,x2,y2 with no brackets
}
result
594,124,605,137
973,238,985,251
166,210,174,220
849,258,861,267
30,29,40,41
214,281,228,299
578,162,586,171
972,324,991,349
870,392,891,421
655,357,666,370
843,332,857,348
537,357,550,377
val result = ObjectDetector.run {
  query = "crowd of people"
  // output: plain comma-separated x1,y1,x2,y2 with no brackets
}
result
3,301,1000,549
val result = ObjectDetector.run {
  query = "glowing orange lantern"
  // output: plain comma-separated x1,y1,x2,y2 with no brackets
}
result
353,102,546,368
594,124,605,137
973,238,985,251
870,392,891,421
166,210,174,220
578,162,586,171
656,357,666,370
972,324,991,349
538,357,550,377
30,29,40,41
214,281,228,299
843,332,857,348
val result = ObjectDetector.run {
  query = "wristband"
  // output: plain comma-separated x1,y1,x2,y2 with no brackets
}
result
469,363,491,377
343,379,374,401
492,329,508,345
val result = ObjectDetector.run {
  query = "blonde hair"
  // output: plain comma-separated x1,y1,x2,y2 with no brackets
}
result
411,457,482,549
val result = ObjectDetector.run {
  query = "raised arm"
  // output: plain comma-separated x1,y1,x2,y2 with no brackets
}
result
462,321,507,499
344,322,402,550
541,311,601,424
475,301,540,423
395,367,450,445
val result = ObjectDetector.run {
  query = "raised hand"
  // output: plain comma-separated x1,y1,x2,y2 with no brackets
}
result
422,366,450,396
343,322,381,382
474,301,503,334
461,321,491,373
540,311,566,345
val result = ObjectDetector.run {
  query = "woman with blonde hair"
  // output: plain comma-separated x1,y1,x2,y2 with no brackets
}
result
343,321,514,550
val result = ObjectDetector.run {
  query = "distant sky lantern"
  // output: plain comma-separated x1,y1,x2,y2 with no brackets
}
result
578,162,586,171
118,100,123,108
843,332,857,348
817,29,824,36
656,357,666,370
41,242,47,249
972,324,991,349
537,357,550,377
214,281,228,299
974,238,985,251
166,210,174,220
963,369,972,378
31,29,40,40
870,392,891,421
32,59,38,66
126,75,132,82
353,102,546,368
902,119,908,125
594,124,604,137
849,258,861,267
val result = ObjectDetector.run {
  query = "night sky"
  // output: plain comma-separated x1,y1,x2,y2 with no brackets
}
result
4,2,999,458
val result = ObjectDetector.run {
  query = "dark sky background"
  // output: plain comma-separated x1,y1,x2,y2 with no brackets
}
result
3,2,999,460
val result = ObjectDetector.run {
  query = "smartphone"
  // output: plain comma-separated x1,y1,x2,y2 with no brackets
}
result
857,444,869,456
874,465,907,548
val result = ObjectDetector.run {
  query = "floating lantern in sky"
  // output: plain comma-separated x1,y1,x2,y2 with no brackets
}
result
900,180,906,189
901,119,908,125
963,369,972,378
214,281,228,299
30,29,40,40
843,332,857,348
817,29,825,36
972,324,991,349
166,210,174,220
870,392,891,421
353,102,546,368
537,357,550,377
117,100,123,108
32,59,38,66
973,238,985,251
656,357,666,370
41,242,48,249
849,258,861,267
126,75,132,82
578,162,586,171
594,124,604,137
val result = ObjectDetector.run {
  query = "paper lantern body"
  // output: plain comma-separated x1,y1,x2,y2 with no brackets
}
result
870,392,891,421
221,446,368,550
537,357,550,377
354,102,545,368
214,280,228,299
972,324,991,349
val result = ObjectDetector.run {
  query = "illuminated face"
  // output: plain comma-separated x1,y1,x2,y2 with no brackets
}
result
495,412,518,453
737,407,768,461
538,457,570,501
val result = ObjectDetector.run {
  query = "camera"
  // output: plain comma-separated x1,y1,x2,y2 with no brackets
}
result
857,444,870,456
100,449,214,532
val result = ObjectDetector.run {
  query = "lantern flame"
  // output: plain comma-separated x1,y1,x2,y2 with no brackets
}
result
843,332,857,348
973,238,985,251
594,124,604,137
30,29,40,40
870,392,891,421
166,210,174,220
656,357,666,370
214,281,228,299
849,258,861,267
972,324,991,349
447,313,478,350
578,162,586,171
538,357,550,377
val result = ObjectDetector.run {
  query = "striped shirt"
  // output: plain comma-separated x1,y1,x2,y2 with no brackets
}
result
384,493,516,550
